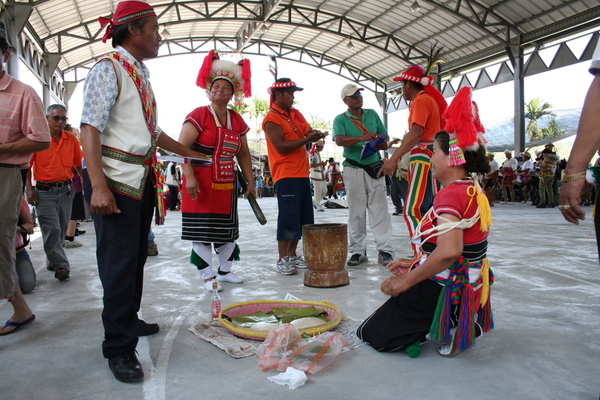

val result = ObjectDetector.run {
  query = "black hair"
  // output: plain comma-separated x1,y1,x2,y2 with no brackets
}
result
111,18,147,48
405,80,424,91
0,37,9,53
434,130,490,175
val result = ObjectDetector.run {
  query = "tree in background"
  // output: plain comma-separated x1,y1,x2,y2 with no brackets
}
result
229,102,249,116
247,96,269,139
308,113,332,132
525,98,564,141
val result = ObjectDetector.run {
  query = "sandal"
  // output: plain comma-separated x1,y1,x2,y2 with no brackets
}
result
0,314,35,336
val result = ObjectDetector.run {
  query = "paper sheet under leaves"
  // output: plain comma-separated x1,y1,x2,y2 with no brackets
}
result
189,311,365,358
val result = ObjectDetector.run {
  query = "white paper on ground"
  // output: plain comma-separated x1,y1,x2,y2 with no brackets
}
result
267,367,308,390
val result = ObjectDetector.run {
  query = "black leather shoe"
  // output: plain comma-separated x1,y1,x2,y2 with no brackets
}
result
137,319,159,336
108,351,144,383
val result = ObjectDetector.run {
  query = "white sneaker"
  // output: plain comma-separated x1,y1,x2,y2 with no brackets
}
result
289,255,307,269
204,280,222,291
276,257,298,275
64,240,83,248
217,272,244,283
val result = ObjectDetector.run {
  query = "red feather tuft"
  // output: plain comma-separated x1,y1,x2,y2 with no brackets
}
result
443,86,477,148
240,58,252,98
196,50,217,88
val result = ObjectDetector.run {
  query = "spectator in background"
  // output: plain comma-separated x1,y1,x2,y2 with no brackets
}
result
26,104,82,281
326,157,341,199
500,149,518,203
388,139,408,216
483,152,499,206
165,161,182,211
255,169,264,198
64,165,86,248
263,172,273,197
309,140,327,212
518,151,534,203
536,148,559,208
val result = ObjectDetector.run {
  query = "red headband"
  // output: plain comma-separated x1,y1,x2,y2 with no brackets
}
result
267,81,303,94
98,1,156,44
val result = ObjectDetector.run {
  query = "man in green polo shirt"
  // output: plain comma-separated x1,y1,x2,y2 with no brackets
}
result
332,84,394,267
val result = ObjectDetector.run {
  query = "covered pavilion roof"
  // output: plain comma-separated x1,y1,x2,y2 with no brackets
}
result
5,0,599,93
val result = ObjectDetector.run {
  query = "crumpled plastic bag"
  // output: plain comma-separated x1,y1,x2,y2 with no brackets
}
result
256,324,303,371
257,324,347,374
267,367,308,390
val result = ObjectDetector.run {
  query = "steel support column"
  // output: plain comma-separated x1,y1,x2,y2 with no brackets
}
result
508,46,525,155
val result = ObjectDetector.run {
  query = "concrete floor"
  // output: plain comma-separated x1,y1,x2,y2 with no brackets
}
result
1,196,599,400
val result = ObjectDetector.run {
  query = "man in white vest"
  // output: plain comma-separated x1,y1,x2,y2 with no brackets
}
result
80,1,205,383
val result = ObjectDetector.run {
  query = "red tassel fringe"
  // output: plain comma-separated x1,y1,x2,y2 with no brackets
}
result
240,58,252,98
196,50,217,88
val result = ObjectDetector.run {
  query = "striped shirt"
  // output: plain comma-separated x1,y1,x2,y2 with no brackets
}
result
0,72,50,167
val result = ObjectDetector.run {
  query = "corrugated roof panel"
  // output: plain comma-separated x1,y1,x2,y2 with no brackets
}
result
320,0,362,15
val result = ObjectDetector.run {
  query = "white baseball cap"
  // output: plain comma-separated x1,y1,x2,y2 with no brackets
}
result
341,84,364,100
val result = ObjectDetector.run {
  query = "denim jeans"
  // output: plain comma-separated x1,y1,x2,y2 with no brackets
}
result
16,249,36,294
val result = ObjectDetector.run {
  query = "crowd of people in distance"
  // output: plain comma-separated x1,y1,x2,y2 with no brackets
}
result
481,143,594,209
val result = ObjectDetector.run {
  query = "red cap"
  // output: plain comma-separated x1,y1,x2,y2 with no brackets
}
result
98,1,156,43
392,65,434,86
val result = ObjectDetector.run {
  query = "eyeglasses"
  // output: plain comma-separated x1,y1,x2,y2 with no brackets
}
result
50,116,68,122
345,93,362,100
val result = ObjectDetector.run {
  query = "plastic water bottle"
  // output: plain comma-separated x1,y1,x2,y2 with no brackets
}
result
211,281,221,321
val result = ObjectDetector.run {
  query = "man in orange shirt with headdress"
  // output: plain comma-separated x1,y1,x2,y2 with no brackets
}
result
380,65,447,256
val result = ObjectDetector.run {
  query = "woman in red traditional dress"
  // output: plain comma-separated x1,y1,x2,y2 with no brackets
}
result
179,51,255,292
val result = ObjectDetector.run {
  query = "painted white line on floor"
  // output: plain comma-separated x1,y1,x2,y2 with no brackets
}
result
142,297,201,400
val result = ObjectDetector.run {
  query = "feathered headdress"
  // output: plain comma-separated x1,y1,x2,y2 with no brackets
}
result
196,50,252,105
442,86,487,166
393,43,447,129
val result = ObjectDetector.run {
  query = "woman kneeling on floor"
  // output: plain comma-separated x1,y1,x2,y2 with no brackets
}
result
357,88,494,357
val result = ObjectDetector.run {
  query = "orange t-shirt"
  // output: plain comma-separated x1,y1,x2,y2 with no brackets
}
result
408,91,441,143
31,130,82,182
262,104,310,182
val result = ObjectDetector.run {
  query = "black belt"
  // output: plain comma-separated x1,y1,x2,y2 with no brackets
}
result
0,163,19,168
36,179,72,189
